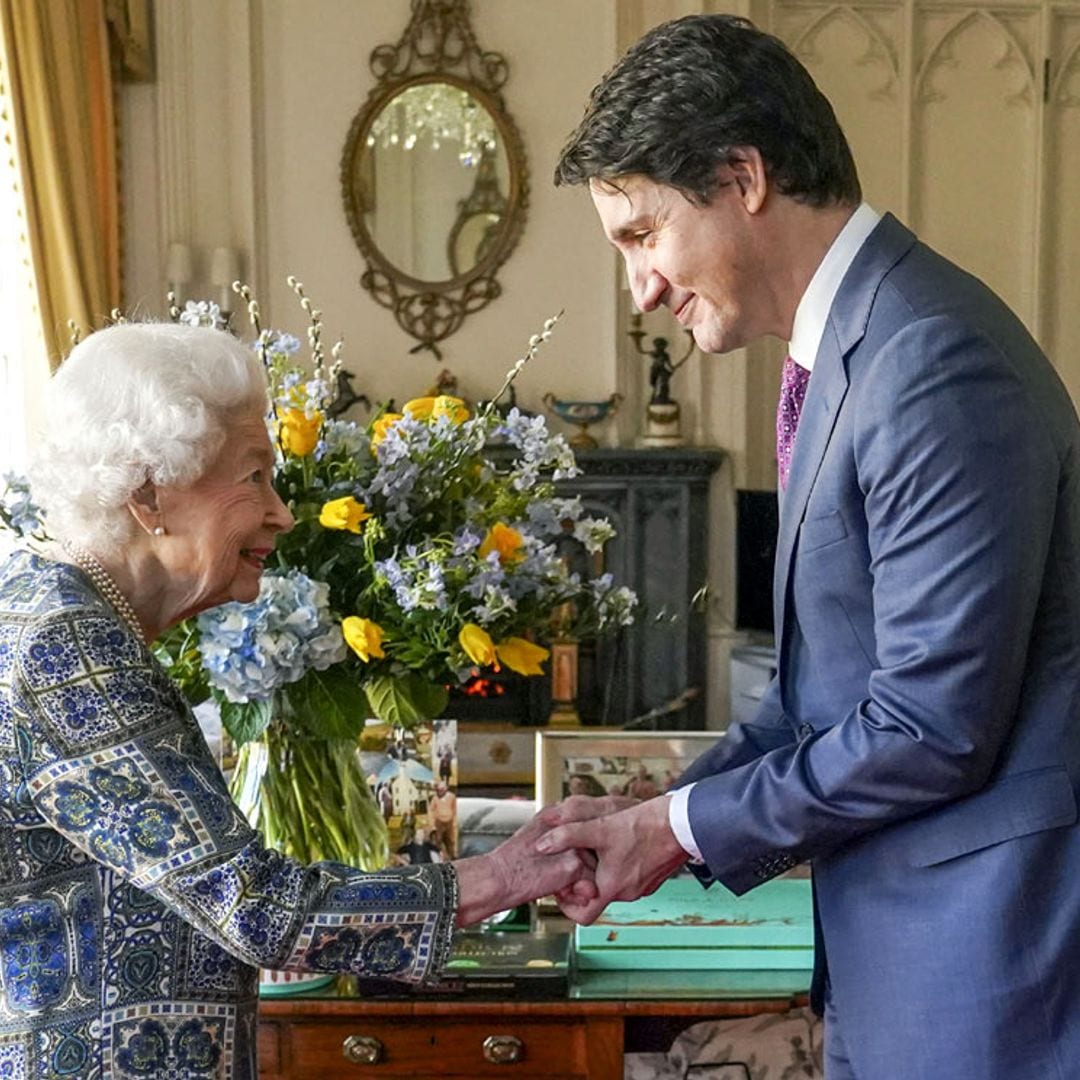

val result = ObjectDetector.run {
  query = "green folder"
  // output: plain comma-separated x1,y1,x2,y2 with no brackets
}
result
573,875,814,971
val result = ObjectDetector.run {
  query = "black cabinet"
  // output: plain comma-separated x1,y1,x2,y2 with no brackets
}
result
559,448,723,731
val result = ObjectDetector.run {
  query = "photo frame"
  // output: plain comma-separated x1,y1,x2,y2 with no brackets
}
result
458,723,540,787
535,729,719,808
359,719,458,865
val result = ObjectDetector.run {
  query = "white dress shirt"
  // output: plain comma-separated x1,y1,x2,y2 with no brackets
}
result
667,202,882,863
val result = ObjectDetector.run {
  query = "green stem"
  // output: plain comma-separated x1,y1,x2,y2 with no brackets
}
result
234,719,389,871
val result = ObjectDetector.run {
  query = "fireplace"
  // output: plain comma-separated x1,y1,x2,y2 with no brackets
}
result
445,666,548,725
444,640,612,727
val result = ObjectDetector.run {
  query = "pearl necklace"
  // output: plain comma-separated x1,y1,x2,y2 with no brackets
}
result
62,540,145,639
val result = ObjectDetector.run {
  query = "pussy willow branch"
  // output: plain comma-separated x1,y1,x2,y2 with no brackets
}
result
232,280,287,457
475,310,563,425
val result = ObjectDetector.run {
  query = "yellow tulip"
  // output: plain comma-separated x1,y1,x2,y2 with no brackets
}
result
403,396,435,421
431,395,469,424
459,623,496,667
278,408,322,457
370,412,403,450
478,522,525,565
342,617,386,662
319,496,372,534
495,637,550,677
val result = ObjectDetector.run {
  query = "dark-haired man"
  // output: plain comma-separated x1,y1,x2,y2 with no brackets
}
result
538,15,1080,1080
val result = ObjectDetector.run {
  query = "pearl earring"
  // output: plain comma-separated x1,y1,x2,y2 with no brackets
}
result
153,526,165,537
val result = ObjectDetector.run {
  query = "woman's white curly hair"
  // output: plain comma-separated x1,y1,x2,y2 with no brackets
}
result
31,322,267,552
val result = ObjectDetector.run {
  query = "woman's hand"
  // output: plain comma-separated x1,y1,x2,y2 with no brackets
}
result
453,797,630,927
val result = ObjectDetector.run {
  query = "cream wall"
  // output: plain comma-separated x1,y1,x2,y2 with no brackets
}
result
124,0,621,412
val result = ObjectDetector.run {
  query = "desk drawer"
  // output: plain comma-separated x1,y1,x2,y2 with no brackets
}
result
260,1017,601,1078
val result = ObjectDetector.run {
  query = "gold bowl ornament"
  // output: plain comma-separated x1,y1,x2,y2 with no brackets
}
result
542,392,622,449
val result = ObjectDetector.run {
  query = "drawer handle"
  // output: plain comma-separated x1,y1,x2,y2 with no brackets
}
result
482,1034,524,1065
342,1034,384,1065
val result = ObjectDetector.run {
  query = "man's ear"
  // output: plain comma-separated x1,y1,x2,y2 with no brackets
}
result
723,147,768,215
127,480,165,537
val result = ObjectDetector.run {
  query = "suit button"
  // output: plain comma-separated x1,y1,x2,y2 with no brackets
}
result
797,723,814,740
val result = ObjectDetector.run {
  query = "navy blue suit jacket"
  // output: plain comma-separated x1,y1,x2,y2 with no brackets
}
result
678,215,1080,1079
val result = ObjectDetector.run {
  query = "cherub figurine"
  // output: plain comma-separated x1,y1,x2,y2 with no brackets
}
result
628,316,696,447
648,337,678,405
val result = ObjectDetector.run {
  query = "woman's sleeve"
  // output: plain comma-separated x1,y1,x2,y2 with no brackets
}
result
13,605,457,984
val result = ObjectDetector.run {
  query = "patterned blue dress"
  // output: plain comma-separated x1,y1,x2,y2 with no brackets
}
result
0,551,457,1078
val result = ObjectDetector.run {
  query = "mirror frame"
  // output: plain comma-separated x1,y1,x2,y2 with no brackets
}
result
340,0,529,359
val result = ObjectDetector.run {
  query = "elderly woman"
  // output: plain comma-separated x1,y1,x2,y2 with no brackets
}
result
0,323,594,1079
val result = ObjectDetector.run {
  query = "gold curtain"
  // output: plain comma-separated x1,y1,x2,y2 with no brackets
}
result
0,0,120,369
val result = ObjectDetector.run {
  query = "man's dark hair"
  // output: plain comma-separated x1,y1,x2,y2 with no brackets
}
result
554,14,861,207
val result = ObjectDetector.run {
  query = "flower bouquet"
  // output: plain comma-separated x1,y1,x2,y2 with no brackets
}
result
157,281,636,872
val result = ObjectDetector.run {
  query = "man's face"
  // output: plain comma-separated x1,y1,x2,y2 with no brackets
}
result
590,173,767,354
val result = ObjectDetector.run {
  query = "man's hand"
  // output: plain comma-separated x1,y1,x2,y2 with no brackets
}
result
547,793,639,825
535,795,690,924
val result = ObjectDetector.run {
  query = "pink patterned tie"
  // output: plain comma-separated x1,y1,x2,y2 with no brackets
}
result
776,355,811,490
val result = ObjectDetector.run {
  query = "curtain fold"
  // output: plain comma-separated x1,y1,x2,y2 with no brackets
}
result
0,0,120,369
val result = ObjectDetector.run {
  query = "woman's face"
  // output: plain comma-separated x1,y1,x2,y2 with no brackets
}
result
155,409,294,618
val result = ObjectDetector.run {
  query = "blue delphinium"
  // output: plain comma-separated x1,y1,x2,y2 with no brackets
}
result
256,329,301,357
496,408,579,484
525,496,583,536
196,569,346,702
589,573,638,628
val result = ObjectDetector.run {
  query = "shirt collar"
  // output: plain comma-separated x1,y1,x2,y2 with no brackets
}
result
788,202,881,372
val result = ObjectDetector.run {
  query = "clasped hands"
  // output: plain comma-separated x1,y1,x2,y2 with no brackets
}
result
462,793,690,928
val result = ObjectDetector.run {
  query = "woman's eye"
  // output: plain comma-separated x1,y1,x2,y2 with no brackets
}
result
249,469,264,483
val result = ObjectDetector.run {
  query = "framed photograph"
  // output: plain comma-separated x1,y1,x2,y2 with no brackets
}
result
458,723,540,787
535,729,719,807
359,718,458,864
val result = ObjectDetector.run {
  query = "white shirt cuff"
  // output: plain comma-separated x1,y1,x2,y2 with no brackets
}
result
667,782,704,863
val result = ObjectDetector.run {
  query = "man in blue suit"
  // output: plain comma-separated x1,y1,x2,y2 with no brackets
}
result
539,14,1080,1079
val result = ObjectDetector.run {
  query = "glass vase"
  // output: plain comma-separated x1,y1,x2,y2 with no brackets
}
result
229,717,390,872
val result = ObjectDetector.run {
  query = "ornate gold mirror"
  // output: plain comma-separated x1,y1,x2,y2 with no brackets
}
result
341,0,528,358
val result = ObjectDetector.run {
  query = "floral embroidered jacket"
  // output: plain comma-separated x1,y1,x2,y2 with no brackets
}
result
0,551,457,1079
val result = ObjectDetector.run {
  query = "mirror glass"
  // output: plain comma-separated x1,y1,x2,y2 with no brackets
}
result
355,81,511,284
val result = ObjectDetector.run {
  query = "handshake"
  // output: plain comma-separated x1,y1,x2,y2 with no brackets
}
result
453,793,691,928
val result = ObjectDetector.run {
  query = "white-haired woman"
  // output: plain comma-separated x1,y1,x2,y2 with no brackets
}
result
0,323,594,1079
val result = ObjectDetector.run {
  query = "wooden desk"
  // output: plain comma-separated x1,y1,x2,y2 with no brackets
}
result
258,974,810,1079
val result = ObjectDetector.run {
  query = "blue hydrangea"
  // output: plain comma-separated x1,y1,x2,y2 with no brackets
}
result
196,570,346,702
1,473,45,537
317,419,367,460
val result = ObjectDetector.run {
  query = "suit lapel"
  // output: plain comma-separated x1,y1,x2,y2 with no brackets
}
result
772,215,918,693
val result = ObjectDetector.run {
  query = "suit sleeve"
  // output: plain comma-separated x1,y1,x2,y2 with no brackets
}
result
675,673,794,788
686,315,1065,894
13,606,457,982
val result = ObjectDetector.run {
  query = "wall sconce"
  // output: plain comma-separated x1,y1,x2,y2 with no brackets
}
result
209,246,241,325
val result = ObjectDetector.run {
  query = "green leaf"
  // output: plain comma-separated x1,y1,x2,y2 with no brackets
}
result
220,697,273,746
363,673,447,728
282,667,369,740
